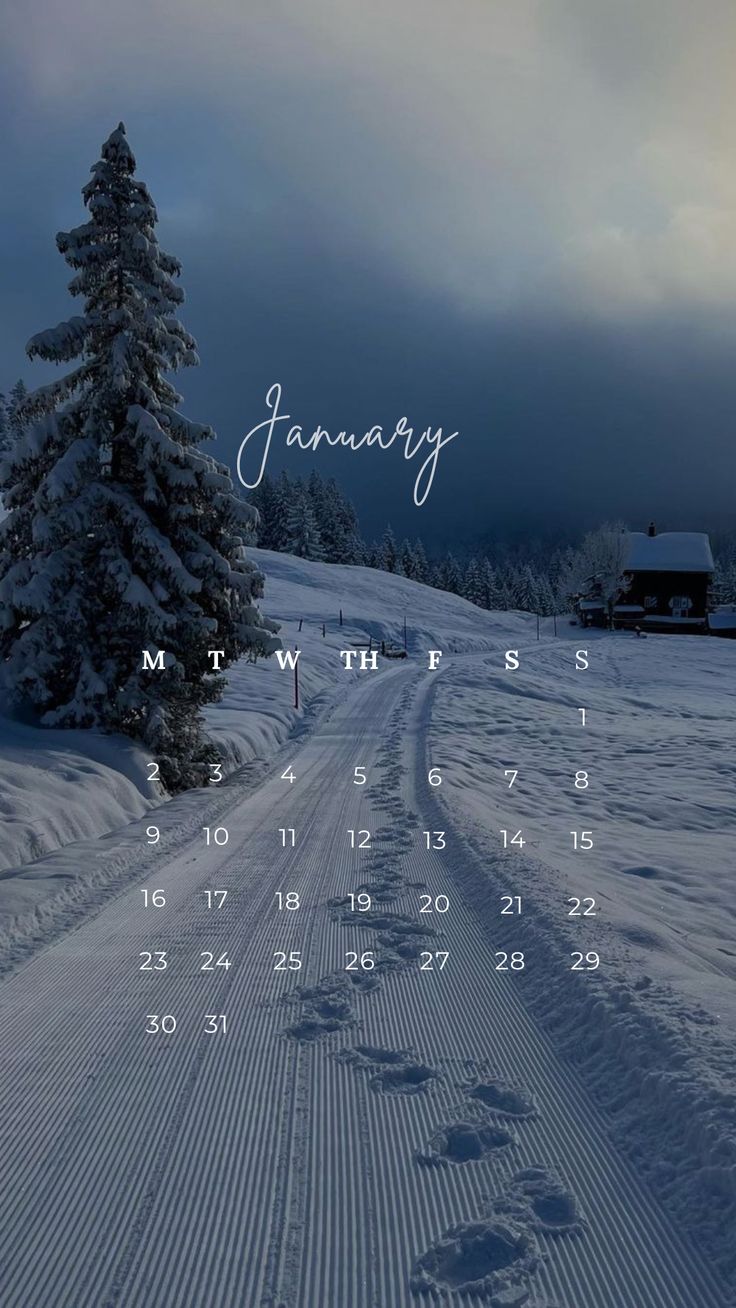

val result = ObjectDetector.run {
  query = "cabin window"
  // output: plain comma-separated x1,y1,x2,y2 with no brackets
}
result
644,595,657,609
669,595,692,618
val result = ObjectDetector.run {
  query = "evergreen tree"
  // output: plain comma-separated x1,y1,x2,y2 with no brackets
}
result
519,565,540,612
481,559,502,609
7,380,28,442
496,563,517,610
714,557,736,604
367,539,382,569
412,539,429,585
306,470,327,541
399,538,414,578
462,557,486,607
315,475,362,564
536,573,556,616
271,469,291,550
437,553,462,594
381,524,398,573
333,482,364,564
0,123,278,790
0,381,28,461
248,474,280,551
284,481,325,559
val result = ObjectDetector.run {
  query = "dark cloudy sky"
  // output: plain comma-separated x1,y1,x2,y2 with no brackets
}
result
2,0,735,548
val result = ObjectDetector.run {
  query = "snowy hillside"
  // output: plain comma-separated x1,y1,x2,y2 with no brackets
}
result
0,550,532,892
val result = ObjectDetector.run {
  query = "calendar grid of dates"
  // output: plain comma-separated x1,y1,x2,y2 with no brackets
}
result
136,644,601,1041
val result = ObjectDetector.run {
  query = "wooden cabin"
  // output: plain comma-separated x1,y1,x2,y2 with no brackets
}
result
612,525,713,632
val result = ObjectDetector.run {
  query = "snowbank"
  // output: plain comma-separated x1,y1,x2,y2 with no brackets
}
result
0,550,532,878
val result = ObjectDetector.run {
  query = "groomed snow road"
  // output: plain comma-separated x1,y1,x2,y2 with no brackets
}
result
0,654,730,1308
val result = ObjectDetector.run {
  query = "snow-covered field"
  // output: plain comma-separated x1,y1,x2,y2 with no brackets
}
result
0,553,734,1308
430,630,736,1037
0,551,531,941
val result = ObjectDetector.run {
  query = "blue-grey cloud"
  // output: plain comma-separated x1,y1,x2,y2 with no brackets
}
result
1,1,735,542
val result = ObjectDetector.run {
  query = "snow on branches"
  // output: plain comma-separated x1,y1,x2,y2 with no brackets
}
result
0,123,278,791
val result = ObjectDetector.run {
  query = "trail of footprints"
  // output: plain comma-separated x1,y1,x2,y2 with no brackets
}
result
278,686,584,1303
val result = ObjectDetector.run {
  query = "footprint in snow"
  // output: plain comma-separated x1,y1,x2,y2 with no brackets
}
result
416,1120,515,1168
498,1166,585,1237
284,1015,347,1042
411,1166,583,1300
410,1219,537,1301
282,975,356,1041
337,1045,440,1096
466,1080,537,1120
371,1061,439,1097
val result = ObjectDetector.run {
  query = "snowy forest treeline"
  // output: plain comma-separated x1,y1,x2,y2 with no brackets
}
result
247,471,736,612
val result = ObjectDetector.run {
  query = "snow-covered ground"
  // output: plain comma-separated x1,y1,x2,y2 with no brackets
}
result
0,551,531,932
429,630,736,1039
0,554,734,1307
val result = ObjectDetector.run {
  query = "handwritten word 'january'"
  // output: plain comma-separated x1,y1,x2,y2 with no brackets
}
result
236,383,458,507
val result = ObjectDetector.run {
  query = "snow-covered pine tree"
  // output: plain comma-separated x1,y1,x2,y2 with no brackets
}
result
0,123,278,791
7,380,28,443
481,559,502,609
330,479,364,564
312,474,361,564
271,469,291,550
381,525,398,573
247,475,274,548
306,470,328,543
536,572,557,617
462,557,486,607
437,553,462,594
495,563,517,610
520,565,541,613
284,480,325,559
399,538,414,578
367,539,382,569
714,556,736,605
411,539,429,585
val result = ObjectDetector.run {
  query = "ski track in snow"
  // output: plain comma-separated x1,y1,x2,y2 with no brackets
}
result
0,654,732,1307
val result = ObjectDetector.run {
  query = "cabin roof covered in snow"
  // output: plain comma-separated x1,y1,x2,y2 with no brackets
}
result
623,532,714,573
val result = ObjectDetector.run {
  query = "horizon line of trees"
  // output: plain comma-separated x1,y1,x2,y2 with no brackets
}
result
249,470,576,617
247,472,736,614
7,382,736,619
